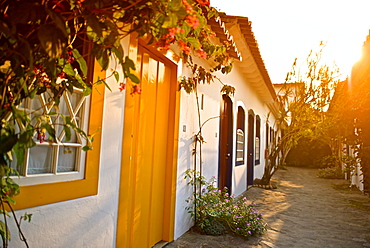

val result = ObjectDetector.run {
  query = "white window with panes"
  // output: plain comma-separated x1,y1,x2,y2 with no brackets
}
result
12,89,90,186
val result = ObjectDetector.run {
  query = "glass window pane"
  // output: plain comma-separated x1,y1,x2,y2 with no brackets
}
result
255,137,260,160
57,147,78,172
28,146,53,174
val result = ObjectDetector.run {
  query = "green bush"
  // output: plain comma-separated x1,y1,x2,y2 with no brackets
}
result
185,169,267,238
319,155,340,168
286,138,332,168
317,167,344,179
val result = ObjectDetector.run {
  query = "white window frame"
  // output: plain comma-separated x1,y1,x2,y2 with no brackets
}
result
12,89,90,186
236,129,245,165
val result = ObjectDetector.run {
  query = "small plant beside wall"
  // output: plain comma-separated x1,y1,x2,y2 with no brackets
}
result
317,167,344,179
184,169,267,238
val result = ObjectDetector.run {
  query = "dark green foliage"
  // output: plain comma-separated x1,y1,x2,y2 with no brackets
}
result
202,218,226,236
286,138,332,168
317,167,344,179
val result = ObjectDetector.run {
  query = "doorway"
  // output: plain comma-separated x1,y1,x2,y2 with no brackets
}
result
218,95,233,192
247,110,255,186
117,41,179,247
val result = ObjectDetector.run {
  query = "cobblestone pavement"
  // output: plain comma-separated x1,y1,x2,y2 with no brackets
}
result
165,167,370,248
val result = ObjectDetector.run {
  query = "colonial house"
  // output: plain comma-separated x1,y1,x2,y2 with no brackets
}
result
9,13,281,248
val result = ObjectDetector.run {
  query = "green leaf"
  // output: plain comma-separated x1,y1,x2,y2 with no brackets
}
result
97,49,109,71
162,16,174,29
82,145,92,151
83,86,92,96
128,74,140,84
96,77,112,92
63,125,71,142
42,123,56,141
38,24,66,59
86,25,98,41
113,71,119,82
45,7,68,36
123,56,139,83
111,47,124,65
63,63,75,77
123,56,136,71
72,49,87,77
0,135,18,154
18,131,36,149
187,37,201,50
168,0,182,11
68,77,84,89
22,213,33,223
84,13,102,37
0,221,10,241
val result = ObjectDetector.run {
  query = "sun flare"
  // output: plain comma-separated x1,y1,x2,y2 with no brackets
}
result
211,0,370,83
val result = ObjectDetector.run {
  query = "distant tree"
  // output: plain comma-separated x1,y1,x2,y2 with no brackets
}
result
261,43,341,185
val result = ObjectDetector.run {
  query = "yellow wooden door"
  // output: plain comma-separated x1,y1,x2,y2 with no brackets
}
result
117,42,178,248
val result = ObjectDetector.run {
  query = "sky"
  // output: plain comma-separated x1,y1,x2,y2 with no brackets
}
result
211,0,370,83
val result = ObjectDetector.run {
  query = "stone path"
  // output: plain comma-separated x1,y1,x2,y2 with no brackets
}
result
165,167,370,248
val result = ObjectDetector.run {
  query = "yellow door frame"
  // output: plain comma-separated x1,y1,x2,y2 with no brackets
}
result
116,35,180,247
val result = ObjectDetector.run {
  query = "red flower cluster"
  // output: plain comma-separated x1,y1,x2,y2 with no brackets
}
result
58,71,66,79
119,82,126,92
3,103,10,109
155,27,185,51
185,15,200,29
182,0,193,13
65,49,75,64
197,48,207,58
37,128,47,143
178,40,191,55
196,0,210,6
34,64,51,88
131,85,141,96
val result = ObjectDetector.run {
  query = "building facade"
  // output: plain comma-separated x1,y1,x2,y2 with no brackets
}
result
9,14,281,248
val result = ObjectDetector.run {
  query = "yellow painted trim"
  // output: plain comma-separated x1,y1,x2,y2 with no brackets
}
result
12,60,105,210
162,60,180,242
116,34,139,248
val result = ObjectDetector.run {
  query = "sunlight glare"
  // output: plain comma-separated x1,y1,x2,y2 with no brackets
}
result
210,0,370,83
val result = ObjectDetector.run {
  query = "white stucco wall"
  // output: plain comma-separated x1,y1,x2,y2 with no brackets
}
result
10,84,124,248
173,56,278,239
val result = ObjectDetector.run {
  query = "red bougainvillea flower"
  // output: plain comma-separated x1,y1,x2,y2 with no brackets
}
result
186,15,200,29
57,71,66,79
178,40,191,55
119,82,126,92
196,0,210,6
156,27,186,51
131,85,141,96
168,27,185,39
197,48,207,58
182,0,194,14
